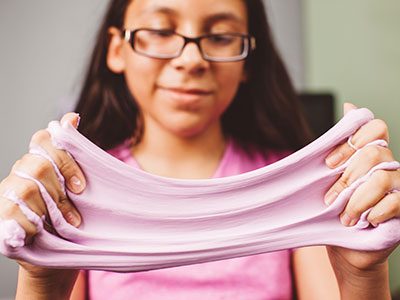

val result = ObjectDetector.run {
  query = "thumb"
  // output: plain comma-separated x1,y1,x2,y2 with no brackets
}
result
60,112,80,129
343,102,358,115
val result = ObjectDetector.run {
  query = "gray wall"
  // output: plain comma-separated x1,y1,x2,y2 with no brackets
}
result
265,0,305,89
0,1,110,298
0,1,303,298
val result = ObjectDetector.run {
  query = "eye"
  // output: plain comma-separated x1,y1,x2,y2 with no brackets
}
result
148,29,175,38
207,34,236,45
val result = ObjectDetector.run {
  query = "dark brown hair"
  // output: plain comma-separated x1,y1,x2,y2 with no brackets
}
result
74,0,313,152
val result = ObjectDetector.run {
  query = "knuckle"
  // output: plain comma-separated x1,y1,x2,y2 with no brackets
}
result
1,201,21,219
387,193,400,215
363,146,381,162
11,159,22,172
18,181,39,201
342,141,354,154
30,129,50,145
382,147,393,159
57,156,70,173
57,194,71,211
371,170,392,190
0,199,38,238
346,203,364,218
20,153,33,163
373,119,389,136
0,175,11,187
22,221,38,238
338,175,350,190
57,155,79,178
30,159,53,179
386,198,398,215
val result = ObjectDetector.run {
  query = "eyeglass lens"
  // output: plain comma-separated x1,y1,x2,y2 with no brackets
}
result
133,30,248,60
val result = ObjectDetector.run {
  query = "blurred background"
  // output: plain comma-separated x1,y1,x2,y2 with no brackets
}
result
0,0,399,298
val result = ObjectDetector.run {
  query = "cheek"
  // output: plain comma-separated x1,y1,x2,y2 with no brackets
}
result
214,63,245,108
122,51,162,105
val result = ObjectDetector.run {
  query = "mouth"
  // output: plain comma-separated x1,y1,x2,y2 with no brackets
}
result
157,86,213,108
158,86,213,96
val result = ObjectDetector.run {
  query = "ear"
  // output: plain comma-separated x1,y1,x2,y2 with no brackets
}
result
106,27,126,73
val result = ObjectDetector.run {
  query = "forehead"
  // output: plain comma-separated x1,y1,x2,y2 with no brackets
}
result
125,0,248,28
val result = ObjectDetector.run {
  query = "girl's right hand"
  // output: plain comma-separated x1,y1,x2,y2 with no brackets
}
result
0,113,86,278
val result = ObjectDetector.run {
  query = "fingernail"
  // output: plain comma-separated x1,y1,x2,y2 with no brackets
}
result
349,218,358,227
324,191,338,205
340,213,352,226
75,113,80,128
70,176,82,192
65,211,81,227
369,212,384,227
326,152,344,167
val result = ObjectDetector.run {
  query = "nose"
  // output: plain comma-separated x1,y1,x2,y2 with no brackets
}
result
170,41,209,75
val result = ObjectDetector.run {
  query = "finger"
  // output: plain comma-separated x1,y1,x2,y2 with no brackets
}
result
367,191,400,227
340,169,399,226
325,118,390,168
29,129,86,194
351,118,389,145
325,139,356,169
0,174,47,217
9,155,82,227
343,102,358,115
324,145,394,205
12,155,62,204
0,196,38,245
60,112,80,129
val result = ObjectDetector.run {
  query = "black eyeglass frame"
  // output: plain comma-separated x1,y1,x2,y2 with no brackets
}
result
122,28,256,62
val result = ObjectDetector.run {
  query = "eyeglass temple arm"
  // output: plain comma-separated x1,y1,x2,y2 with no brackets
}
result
250,37,256,50
123,30,131,41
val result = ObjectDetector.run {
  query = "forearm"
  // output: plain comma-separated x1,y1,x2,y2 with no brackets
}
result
16,266,79,300
333,260,391,300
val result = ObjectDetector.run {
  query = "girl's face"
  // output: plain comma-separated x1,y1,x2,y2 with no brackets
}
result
108,0,248,138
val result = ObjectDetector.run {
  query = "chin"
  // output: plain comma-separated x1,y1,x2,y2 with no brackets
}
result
156,110,221,139
166,120,212,139
171,126,207,139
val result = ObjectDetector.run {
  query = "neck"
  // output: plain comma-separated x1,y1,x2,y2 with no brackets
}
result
131,119,227,179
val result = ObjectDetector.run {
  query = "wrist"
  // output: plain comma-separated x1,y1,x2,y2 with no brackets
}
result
16,266,79,300
333,260,390,300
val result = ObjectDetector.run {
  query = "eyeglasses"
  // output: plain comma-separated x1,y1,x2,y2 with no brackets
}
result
122,28,256,62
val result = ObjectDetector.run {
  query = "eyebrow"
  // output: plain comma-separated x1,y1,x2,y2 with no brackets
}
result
140,6,178,17
140,7,246,27
204,12,246,28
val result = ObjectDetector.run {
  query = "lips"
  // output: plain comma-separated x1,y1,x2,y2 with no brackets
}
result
158,86,213,95
157,86,213,109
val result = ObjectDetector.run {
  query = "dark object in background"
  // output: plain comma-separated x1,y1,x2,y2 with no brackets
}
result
392,290,400,300
299,93,335,138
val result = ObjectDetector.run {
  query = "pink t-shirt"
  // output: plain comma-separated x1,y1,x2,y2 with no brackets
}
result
88,139,292,300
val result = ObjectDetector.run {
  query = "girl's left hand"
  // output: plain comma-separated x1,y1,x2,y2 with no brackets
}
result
324,102,400,271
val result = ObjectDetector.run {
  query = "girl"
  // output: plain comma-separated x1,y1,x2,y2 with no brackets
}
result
1,0,399,299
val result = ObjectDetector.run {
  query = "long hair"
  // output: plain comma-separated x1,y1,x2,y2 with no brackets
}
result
74,0,313,152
